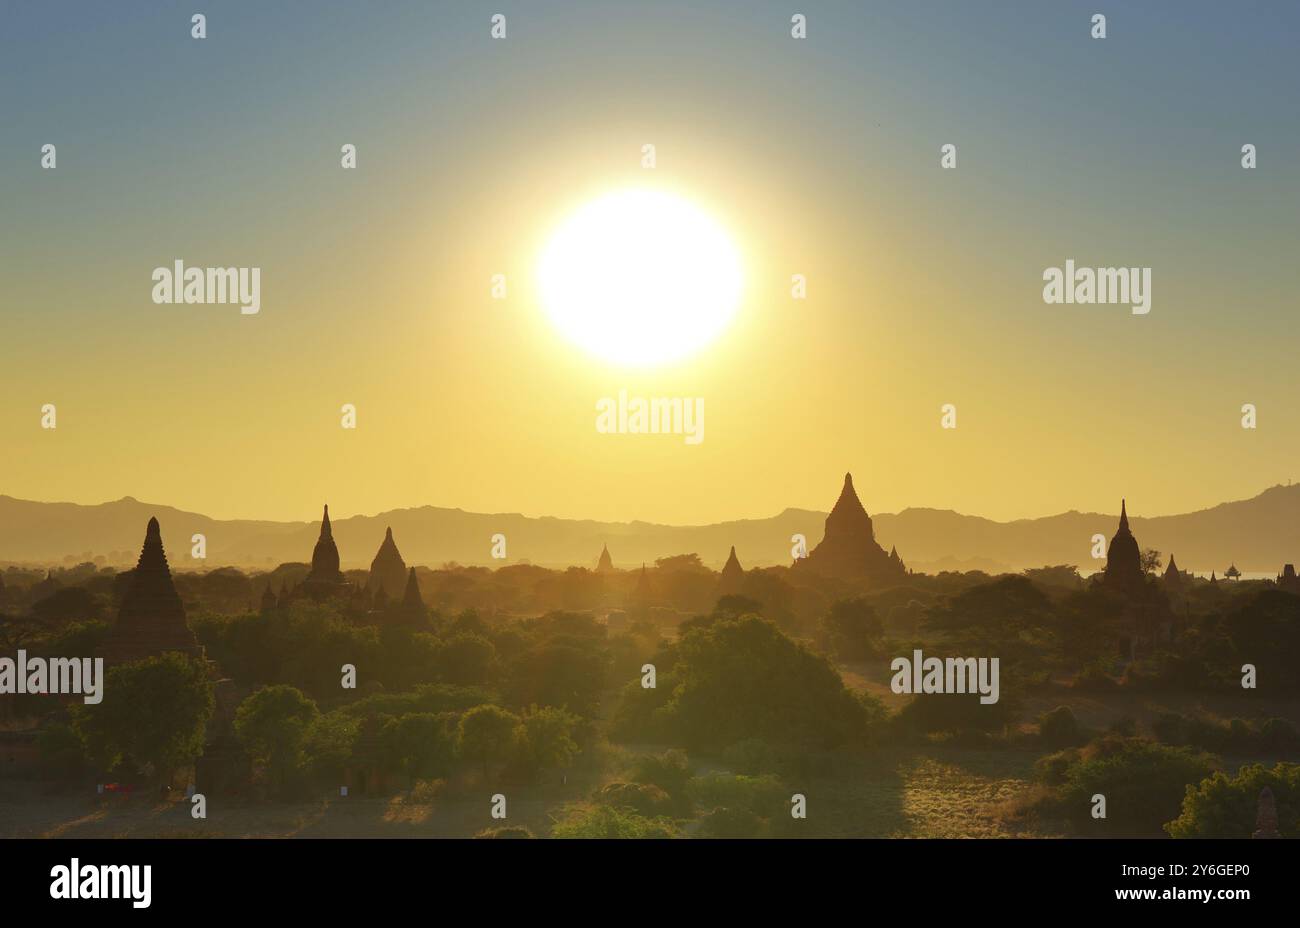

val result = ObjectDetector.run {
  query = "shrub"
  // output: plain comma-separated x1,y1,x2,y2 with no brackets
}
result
1057,739,1216,835
1166,762,1300,838
476,825,533,838
1038,706,1084,747
592,782,674,816
404,778,446,803
698,806,765,838
552,804,677,838
687,773,785,817
630,750,691,801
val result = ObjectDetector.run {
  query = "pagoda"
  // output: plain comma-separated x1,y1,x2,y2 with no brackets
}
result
1102,500,1144,595
298,505,352,600
718,546,745,596
102,517,204,664
796,473,905,585
596,544,614,573
1163,553,1184,588
366,527,408,602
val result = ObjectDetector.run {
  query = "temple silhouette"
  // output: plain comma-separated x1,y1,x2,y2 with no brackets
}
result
795,473,906,585
103,517,204,665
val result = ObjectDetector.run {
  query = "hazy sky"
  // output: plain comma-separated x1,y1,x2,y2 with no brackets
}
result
2,1,1297,525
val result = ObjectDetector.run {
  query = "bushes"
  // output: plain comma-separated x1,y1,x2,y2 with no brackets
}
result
1053,738,1216,835
1153,712,1299,755
1037,706,1085,748
895,691,1013,735
698,806,765,838
687,773,785,816
629,750,690,802
1166,762,1300,838
552,804,677,838
593,782,674,816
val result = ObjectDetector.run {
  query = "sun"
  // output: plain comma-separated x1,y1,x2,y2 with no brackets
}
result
537,189,744,366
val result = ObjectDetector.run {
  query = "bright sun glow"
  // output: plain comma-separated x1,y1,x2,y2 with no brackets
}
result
537,189,744,366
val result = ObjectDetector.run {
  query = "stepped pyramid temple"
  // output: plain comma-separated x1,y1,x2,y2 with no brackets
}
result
718,546,745,596
103,518,204,664
1102,500,1144,595
596,544,614,573
366,527,408,602
796,473,906,585
1278,564,1300,594
299,505,353,600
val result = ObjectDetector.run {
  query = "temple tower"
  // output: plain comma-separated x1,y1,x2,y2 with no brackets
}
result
366,527,408,601
103,517,203,664
718,546,745,596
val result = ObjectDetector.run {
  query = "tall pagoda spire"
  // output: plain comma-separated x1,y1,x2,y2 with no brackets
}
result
1103,498,1143,594
301,504,351,600
103,517,202,664
718,545,745,596
308,505,343,581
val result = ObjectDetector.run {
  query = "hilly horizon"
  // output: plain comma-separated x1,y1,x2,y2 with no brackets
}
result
3,481,1297,576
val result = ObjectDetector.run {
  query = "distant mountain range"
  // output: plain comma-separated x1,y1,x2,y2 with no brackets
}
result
2,484,1298,575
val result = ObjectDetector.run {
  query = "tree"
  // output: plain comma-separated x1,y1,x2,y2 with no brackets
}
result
504,641,606,716
1056,739,1215,836
620,615,880,750
435,633,496,685
71,653,214,784
822,597,883,660
457,704,520,778
379,712,458,781
512,705,579,776
234,685,319,792
1140,549,1163,574
1166,762,1300,838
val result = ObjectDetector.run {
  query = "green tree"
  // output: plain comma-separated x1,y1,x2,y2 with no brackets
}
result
822,597,883,660
435,633,496,685
1166,762,1300,838
457,704,520,778
71,652,214,784
513,705,580,776
379,712,458,781
234,685,319,792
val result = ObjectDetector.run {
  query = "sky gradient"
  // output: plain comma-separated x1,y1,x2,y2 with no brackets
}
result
2,1,1298,526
